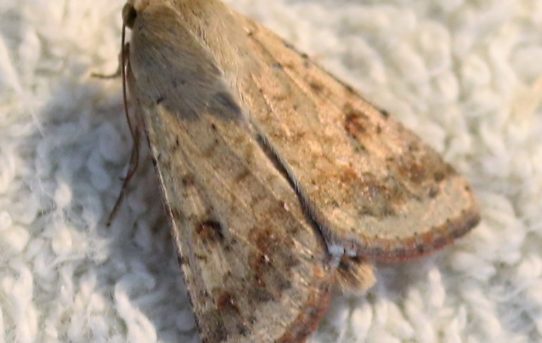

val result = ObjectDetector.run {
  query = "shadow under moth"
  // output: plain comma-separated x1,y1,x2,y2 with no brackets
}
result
113,0,480,342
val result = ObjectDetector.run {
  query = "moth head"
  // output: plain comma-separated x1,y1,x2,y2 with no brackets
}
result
123,0,151,28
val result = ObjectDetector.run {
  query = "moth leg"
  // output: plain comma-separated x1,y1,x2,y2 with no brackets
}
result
90,43,130,79
106,127,141,226
106,43,142,226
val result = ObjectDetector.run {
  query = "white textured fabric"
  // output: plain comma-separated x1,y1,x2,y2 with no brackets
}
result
1,0,541,342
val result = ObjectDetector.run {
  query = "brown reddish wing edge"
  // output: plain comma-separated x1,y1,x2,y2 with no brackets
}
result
277,271,334,343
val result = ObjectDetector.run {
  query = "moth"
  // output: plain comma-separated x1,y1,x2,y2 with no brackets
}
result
117,0,480,342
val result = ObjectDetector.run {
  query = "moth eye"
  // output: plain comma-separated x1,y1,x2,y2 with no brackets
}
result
122,3,138,29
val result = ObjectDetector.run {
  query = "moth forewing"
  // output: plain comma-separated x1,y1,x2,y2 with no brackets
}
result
121,0,479,342
237,15,480,261
125,1,338,342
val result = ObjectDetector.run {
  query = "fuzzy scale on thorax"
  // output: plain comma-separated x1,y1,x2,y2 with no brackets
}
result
129,0,253,122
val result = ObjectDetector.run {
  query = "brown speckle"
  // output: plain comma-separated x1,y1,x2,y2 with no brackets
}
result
434,171,446,182
344,104,370,138
397,157,427,184
249,287,275,303
170,207,183,220
182,174,195,187
355,173,408,217
201,311,228,343
310,81,323,93
195,253,208,262
238,323,249,337
247,226,298,299
196,220,225,243
408,143,419,152
216,291,241,314
234,168,251,184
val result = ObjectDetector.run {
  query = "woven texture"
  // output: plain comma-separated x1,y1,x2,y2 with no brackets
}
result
1,0,541,342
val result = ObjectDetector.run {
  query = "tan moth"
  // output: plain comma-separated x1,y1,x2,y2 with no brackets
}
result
115,0,480,342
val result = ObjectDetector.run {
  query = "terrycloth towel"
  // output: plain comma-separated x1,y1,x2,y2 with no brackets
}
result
1,0,541,342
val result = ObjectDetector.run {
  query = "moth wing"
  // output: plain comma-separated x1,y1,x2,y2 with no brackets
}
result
235,15,480,260
128,4,335,342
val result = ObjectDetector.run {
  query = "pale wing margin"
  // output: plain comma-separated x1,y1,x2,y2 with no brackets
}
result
128,3,334,342
236,16,480,261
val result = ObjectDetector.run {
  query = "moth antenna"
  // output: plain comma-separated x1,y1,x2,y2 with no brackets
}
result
107,19,141,226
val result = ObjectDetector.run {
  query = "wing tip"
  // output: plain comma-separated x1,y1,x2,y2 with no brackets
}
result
322,193,481,263
277,273,335,343
370,202,481,263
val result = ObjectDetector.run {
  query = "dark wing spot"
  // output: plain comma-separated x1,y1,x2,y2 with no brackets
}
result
345,112,367,136
216,291,241,314
249,286,275,303
200,311,228,343
434,171,446,182
196,220,225,243
182,174,195,187
343,104,371,138
309,81,323,93
397,157,427,184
